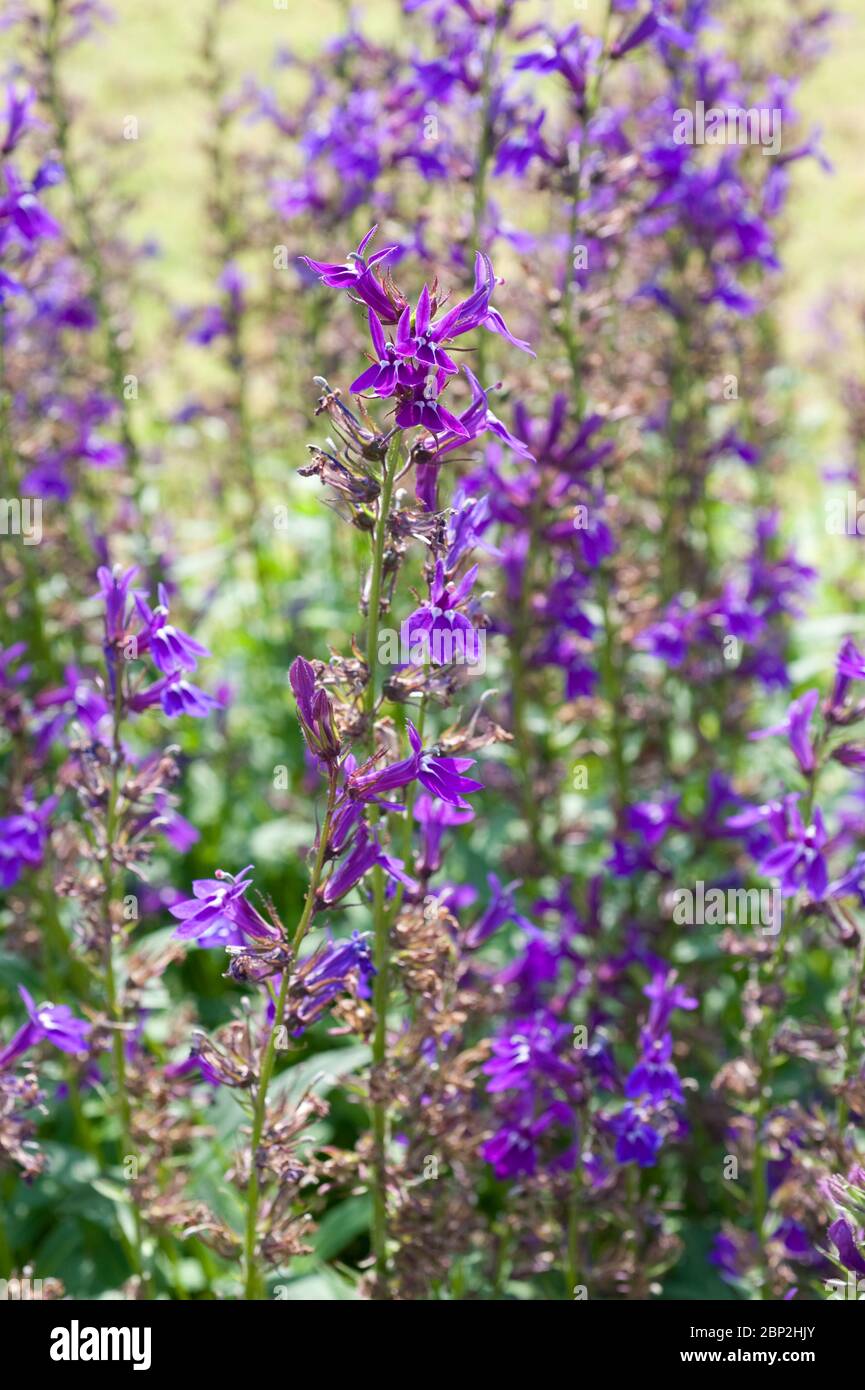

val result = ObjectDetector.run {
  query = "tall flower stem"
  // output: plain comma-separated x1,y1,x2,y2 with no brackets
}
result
243,774,338,1299
42,0,143,508
100,668,148,1291
0,308,52,676
838,919,865,1133
200,0,267,596
470,3,508,383
364,434,401,741
370,860,389,1295
363,433,400,1295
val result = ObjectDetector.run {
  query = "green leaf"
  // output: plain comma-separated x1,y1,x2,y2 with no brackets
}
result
270,1043,371,1104
314,1197,371,1262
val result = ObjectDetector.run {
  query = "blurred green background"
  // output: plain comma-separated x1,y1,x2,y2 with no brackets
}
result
44,0,865,335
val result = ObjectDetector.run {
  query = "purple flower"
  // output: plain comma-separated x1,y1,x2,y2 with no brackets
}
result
134,585,210,675
415,368,536,465
465,873,533,949
0,987,92,1071
625,1031,684,1105
413,794,475,876
0,794,57,888
626,797,685,847
350,310,402,395
131,673,221,720
756,802,830,900
514,25,601,99
288,931,375,1031
643,971,698,1038
2,84,36,158
319,825,382,907
609,1105,664,1167
404,559,479,665
346,722,483,808
393,283,460,376
484,1015,580,1093
299,225,399,322
290,656,341,764
0,164,61,244
97,564,140,644
828,1217,865,1277
832,637,865,711
750,688,819,773
170,866,280,943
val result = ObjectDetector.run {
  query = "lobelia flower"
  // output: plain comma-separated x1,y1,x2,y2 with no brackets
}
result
749,688,820,773
410,370,535,510
134,584,210,674
346,721,483,808
605,838,659,878
0,164,61,245
1,84,36,159
394,364,469,437
481,1012,584,1178
728,796,830,900
289,656,341,765
303,226,533,357
0,987,91,1071
514,24,602,99
643,970,698,1038
393,283,460,377
96,566,217,717
625,796,686,847
318,823,418,909
97,563,140,648
0,640,31,691
318,825,381,907
464,872,534,949
831,637,865,712
0,793,58,888
827,1217,865,1278
611,7,693,60
299,224,401,322
413,793,475,876
608,1104,664,1168
350,310,402,395
404,559,479,666
625,1030,684,1105
445,488,501,571
285,931,376,1032
34,665,109,751
421,368,536,461
131,672,221,720
170,866,281,943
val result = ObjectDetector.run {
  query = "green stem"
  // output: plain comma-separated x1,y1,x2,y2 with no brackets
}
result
243,776,337,1300
363,435,401,743
361,435,402,1296
370,861,389,1296
43,0,143,507
0,308,53,675
100,671,149,1291
471,5,508,382
838,923,865,1133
